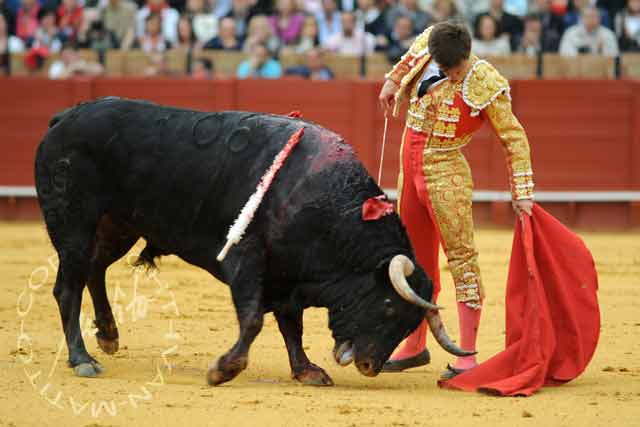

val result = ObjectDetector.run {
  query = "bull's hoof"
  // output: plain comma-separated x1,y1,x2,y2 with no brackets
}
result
293,364,334,386
96,335,119,355
206,364,226,386
206,357,248,386
73,361,104,378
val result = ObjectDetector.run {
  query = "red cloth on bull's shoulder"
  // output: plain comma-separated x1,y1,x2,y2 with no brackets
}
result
438,204,600,396
362,195,394,221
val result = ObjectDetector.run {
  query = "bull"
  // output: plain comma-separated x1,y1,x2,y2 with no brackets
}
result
34,97,471,386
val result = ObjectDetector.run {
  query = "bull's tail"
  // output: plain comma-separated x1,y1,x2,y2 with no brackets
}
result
35,104,100,251
132,244,169,270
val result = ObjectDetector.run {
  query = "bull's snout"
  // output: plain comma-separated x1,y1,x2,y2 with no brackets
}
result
355,360,378,377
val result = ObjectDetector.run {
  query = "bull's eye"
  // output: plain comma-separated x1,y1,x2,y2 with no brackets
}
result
384,298,394,316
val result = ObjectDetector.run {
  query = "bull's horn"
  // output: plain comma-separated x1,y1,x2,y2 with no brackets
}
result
425,310,477,357
388,255,442,311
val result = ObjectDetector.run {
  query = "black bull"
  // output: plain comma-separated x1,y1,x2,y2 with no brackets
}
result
34,97,470,386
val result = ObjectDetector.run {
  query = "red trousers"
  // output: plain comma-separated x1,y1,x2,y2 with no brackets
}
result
398,128,442,303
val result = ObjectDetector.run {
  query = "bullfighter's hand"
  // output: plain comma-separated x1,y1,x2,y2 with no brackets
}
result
513,199,533,217
379,79,399,117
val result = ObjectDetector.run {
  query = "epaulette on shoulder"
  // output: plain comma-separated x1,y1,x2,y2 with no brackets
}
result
408,26,434,60
461,59,510,111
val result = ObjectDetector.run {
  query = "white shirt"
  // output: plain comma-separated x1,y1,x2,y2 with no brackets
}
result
472,36,511,57
193,14,218,42
48,60,66,79
136,6,180,44
420,58,440,82
6,36,25,53
324,29,375,56
559,24,620,57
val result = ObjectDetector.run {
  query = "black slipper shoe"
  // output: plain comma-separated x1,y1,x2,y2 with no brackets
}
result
440,364,469,380
380,349,431,373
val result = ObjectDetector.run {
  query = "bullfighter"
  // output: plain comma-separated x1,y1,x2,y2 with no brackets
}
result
378,21,535,379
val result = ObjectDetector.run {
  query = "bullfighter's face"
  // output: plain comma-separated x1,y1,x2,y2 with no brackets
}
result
329,262,433,376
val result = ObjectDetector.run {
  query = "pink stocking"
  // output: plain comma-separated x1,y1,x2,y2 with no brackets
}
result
390,319,427,360
452,301,481,370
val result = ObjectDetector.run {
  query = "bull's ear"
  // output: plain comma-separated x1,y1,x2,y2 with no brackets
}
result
375,258,391,272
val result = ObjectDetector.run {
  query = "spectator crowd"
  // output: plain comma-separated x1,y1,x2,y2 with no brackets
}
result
0,0,638,78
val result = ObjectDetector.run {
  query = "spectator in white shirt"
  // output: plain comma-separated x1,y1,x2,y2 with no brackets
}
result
49,44,104,79
0,13,23,53
185,0,218,43
315,0,341,45
136,12,172,52
386,0,433,36
616,0,640,51
472,13,511,56
324,11,375,55
559,6,619,56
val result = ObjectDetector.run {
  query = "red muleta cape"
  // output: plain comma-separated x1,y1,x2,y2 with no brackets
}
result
438,204,600,396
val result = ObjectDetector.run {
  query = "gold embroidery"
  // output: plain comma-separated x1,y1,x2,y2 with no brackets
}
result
462,59,510,111
389,26,436,117
427,135,472,150
421,150,484,308
484,92,535,200
384,27,433,85
407,77,462,134
395,58,534,310
432,122,456,138
437,105,461,123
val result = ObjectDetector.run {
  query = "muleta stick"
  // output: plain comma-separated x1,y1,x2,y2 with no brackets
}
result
217,127,305,262
377,116,389,186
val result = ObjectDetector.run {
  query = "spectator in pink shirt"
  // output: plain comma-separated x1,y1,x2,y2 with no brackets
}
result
268,0,305,46
16,0,39,42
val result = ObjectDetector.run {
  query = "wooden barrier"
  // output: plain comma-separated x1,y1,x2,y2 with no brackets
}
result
195,50,245,78
0,77,638,228
365,53,390,80
542,54,615,79
13,51,640,80
10,49,100,77
621,53,640,79
104,49,187,76
321,54,361,79
483,54,537,79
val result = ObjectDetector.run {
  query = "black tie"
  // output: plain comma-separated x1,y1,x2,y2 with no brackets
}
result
417,71,446,98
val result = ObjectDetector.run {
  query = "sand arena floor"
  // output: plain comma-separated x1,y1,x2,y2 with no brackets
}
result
0,221,638,427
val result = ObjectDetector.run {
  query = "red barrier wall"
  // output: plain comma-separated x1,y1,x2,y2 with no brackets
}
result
1,77,638,228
